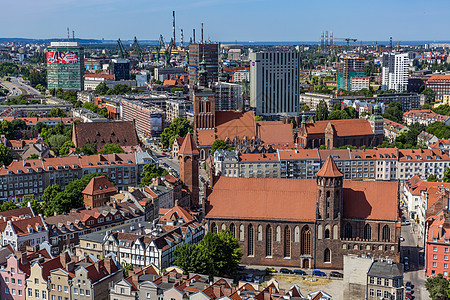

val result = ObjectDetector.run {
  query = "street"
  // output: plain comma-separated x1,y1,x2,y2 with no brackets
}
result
401,207,430,300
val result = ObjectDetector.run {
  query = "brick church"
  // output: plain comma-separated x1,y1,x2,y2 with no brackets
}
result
204,156,401,269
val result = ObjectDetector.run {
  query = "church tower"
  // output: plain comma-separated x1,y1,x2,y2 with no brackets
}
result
178,133,200,208
316,156,343,221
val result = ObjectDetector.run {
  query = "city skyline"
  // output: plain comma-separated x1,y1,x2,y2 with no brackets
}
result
2,0,450,42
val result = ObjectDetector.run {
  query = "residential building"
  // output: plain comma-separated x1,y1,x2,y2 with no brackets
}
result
426,74,450,101
214,82,243,111
249,49,300,116
367,260,404,300
384,119,408,143
425,210,450,278
121,99,164,138
82,176,118,209
1,136,50,160
337,54,365,91
373,93,422,111
93,95,122,120
47,42,84,91
84,74,116,90
381,52,410,92
188,43,219,86
429,139,450,151
0,253,27,299
350,75,370,91
110,58,130,80
165,99,192,124
143,184,173,209
205,156,401,269
403,109,450,126
154,67,186,82
0,215,48,251
27,253,65,300
418,131,439,147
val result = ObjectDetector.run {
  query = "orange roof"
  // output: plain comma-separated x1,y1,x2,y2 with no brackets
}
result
278,149,320,160
82,176,117,196
215,111,256,141
240,153,278,162
159,205,195,223
179,133,199,155
305,119,374,137
206,177,398,222
85,74,115,80
196,130,216,146
428,74,450,82
256,121,293,145
316,156,343,177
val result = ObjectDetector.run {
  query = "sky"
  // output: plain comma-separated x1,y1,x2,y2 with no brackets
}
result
1,0,450,42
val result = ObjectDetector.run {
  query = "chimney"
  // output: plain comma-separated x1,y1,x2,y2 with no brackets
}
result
213,285,221,297
162,276,169,283
131,273,139,286
60,252,71,268
104,257,112,273
263,292,271,300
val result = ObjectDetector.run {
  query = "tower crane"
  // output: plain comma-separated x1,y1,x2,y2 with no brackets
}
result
116,38,128,59
334,38,357,47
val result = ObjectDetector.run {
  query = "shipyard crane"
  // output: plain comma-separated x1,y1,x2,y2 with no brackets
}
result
116,38,128,59
132,36,144,63
155,35,165,63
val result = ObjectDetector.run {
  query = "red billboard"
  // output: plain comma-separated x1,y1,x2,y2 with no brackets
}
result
46,51,79,64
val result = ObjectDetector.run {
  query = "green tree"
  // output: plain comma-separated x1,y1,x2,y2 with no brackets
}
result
95,82,109,95
328,110,350,120
11,118,27,131
160,118,192,149
173,243,212,275
383,101,403,123
122,263,134,277
314,100,328,121
343,106,356,118
140,163,168,186
48,107,67,118
254,116,263,121
27,154,40,159
300,104,310,111
42,184,61,216
20,197,42,215
425,273,450,300
59,141,75,156
426,122,450,139
35,121,47,133
422,88,437,103
77,143,97,155
428,174,439,182
171,87,184,93
332,102,341,111
99,144,125,154
48,134,70,156
0,200,17,212
0,144,13,167
444,168,450,183
0,121,14,139
211,140,227,155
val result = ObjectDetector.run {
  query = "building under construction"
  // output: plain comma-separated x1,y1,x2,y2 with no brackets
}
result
188,43,219,86
337,53,365,91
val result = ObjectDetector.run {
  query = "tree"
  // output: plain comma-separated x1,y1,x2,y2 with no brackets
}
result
77,143,97,155
99,144,125,154
343,106,356,118
428,174,439,182
444,168,450,183
48,134,70,156
95,82,109,95
27,154,40,159
425,273,450,300
48,107,67,118
140,163,168,186
426,122,450,139
328,110,350,120
0,144,13,167
173,243,212,275
383,101,403,123
59,141,75,156
0,200,17,212
160,118,192,149
11,118,27,131
254,116,263,121
122,263,134,277
35,121,47,133
42,184,61,216
211,140,227,155
332,102,341,111
300,104,310,111
314,100,328,121
422,88,437,103
20,197,42,215
0,121,14,139
171,87,184,93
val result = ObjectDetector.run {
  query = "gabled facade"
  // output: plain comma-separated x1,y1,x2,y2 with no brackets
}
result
0,215,48,251
0,254,27,300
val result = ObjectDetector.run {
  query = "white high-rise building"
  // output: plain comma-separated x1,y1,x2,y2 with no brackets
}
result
214,82,243,111
249,49,300,116
381,52,410,92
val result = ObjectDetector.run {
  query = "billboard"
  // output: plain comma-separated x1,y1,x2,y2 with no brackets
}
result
47,51,79,64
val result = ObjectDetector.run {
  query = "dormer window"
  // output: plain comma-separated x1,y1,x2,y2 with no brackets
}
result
28,227,33,233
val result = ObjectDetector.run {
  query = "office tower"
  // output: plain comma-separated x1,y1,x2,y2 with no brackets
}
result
110,58,130,80
249,49,300,116
188,43,219,86
46,42,84,91
381,52,410,92
337,54,365,91
214,82,243,111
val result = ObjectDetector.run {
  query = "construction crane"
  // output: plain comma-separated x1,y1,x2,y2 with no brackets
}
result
334,37,357,47
164,37,175,67
155,35,165,63
116,38,128,59
132,37,144,63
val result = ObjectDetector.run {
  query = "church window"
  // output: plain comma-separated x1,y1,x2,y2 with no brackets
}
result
301,226,311,255
317,224,323,239
211,222,217,234
382,225,390,241
229,223,235,237
248,224,254,256
276,226,281,242
284,226,291,258
333,225,338,239
266,225,273,257
344,223,352,239
239,225,244,241
324,224,330,239
294,226,300,243
324,248,331,263
364,224,372,240
257,225,263,241
221,223,226,231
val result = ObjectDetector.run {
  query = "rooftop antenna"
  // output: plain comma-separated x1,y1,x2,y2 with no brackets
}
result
201,23,204,44
193,29,196,44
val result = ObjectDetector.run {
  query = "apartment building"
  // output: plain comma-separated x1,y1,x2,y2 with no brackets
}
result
164,99,192,124
381,52,410,92
214,82,243,111
367,260,404,300
121,99,164,138
0,215,48,251
425,210,450,278
426,74,450,101
403,109,450,126
0,152,154,202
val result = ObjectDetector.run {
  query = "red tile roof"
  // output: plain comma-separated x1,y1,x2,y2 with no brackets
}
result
82,176,117,196
304,119,374,137
316,156,343,177
159,205,195,223
206,177,398,222
179,133,199,155
256,121,293,145
0,206,34,221
215,111,256,141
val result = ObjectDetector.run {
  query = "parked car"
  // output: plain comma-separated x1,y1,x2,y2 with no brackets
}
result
330,271,343,278
312,270,326,277
404,262,409,271
405,220,410,225
254,276,262,284
266,267,277,273
280,268,293,274
404,257,409,263
293,269,307,275
237,266,245,271
245,274,254,282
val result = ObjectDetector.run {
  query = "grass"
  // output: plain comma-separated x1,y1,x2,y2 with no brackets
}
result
272,275,332,286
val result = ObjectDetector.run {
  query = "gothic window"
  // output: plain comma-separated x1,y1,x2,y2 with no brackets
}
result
229,223,235,237
344,223,352,239
248,224,254,256
333,225,338,239
324,224,330,239
317,224,323,240
276,226,281,242
324,248,331,263
326,191,330,199
257,225,263,241
382,225,390,242
266,225,273,257
364,224,372,240
294,226,300,243
239,224,244,241
221,223,226,231
284,226,291,258
211,222,217,234
301,226,311,255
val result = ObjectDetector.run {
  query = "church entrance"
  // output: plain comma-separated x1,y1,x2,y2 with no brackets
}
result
302,259,309,269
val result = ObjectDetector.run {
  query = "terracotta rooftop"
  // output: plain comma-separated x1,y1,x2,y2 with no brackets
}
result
256,121,293,145
82,175,117,196
206,177,398,222
215,111,257,141
179,133,199,155
304,119,374,137
0,206,34,221
316,156,343,177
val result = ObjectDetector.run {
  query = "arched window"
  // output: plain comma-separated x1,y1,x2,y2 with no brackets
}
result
294,226,300,243
276,226,281,242
324,248,331,263
284,226,291,258
211,222,217,234
326,191,330,199
317,224,323,240
364,224,372,240
239,224,244,241
332,225,338,239
344,223,352,239
229,223,235,237
266,225,272,257
248,224,254,256
221,223,226,231
301,226,311,255
382,225,390,241
257,225,263,241
324,224,330,239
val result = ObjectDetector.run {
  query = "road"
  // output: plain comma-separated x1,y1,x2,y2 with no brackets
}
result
401,207,429,300
11,77,41,95
1,80,22,96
